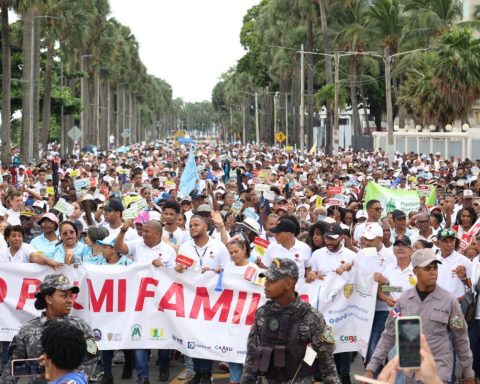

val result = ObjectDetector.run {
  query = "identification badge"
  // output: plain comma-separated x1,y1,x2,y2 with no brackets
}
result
381,285,403,293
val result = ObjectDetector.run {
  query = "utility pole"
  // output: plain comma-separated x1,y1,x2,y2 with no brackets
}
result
334,51,340,154
80,54,93,147
273,93,278,144
255,91,260,145
300,44,305,151
384,47,394,156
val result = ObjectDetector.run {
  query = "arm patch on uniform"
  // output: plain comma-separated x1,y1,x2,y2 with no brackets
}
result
450,315,464,329
85,338,98,355
320,326,335,344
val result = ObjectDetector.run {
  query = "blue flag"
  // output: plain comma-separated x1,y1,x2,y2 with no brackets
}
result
179,146,199,196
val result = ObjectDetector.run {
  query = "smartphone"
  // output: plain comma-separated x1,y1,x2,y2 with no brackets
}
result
396,316,421,369
11,358,44,377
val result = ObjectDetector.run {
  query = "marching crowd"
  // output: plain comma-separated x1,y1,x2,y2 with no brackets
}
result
1,140,480,384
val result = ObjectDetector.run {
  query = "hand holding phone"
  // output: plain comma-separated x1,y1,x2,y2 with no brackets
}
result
11,358,44,377
396,316,421,369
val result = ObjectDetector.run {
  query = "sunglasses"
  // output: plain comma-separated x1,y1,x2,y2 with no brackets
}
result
370,207,383,212
61,230,76,236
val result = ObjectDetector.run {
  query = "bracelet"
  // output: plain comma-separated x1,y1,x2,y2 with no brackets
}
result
120,227,128,233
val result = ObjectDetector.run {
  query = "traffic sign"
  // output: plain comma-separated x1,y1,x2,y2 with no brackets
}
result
276,131,286,143
67,125,82,142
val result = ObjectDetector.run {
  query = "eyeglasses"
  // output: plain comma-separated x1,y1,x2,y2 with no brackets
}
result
370,207,383,212
61,230,76,236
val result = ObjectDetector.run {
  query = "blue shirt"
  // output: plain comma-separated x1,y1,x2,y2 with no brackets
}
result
30,234,58,257
94,255,132,266
50,371,88,384
51,242,94,264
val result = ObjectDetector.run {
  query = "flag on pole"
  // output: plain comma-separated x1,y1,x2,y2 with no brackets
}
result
179,146,198,197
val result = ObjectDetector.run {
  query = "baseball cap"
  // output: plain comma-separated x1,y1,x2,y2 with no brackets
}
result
181,196,192,203
196,204,212,214
240,217,261,235
362,223,384,240
356,210,368,220
392,209,406,220
438,228,457,241
20,208,35,218
191,191,206,200
411,249,442,268
324,223,343,239
393,235,411,246
103,199,124,212
274,195,286,203
259,258,299,281
37,274,79,294
38,213,59,226
96,239,115,247
463,190,474,198
270,219,297,234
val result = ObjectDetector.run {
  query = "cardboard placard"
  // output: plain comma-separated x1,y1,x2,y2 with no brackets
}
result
122,207,138,221
54,198,74,216
176,254,195,268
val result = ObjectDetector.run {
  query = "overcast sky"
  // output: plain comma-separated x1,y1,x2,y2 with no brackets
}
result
109,0,260,103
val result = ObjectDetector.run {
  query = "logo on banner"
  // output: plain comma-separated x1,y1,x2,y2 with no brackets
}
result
340,335,357,343
92,329,102,341
215,345,233,353
130,324,142,341
149,328,165,340
188,341,196,349
107,332,122,342
172,335,183,345
343,284,353,299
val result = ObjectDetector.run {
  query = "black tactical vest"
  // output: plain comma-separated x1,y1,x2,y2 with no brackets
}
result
251,300,316,382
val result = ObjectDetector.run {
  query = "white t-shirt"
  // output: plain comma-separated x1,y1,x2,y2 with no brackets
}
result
6,209,21,225
436,250,472,299
382,263,416,301
310,246,356,285
164,227,188,246
0,243,36,263
178,237,229,271
263,239,312,280
224,261,256,277
102,223,138,243
124,238,176,267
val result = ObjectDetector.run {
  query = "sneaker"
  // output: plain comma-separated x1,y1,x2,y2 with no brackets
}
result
159,370,169,382
178,369,196,381
113,351,125,364
187,373,202,384
101,374,113,384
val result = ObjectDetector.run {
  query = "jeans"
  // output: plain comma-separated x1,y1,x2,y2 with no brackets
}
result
334,352,352,377
102,350,134,376
366,311,389,377
192,358,213,375
469,319,480,378
1,341,9,370
135,349,170,379
185,355,194,370
229,362,243,383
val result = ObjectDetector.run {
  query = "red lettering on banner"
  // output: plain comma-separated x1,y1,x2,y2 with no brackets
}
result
118,279,126,312
72,281,84,310
232,291,247,324
0,278,7,304
16,278,41,310
246,293,261,325
189,288,233,322
158,282,185,317
88,279,114,312
135,278,159,311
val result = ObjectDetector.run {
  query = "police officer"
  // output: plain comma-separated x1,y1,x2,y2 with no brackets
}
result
1,273,99,384
241,258,340,384
363,249,475,384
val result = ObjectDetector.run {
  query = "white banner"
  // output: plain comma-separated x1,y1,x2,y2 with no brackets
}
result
318,267,377,357
0,263,375,361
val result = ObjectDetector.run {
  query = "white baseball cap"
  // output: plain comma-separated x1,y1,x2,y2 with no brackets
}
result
362,223,384,240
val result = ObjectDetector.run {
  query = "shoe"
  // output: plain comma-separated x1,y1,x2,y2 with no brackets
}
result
200,374,212,384
113,351,125,364
101,374,113,384
187,373,202,384
159,370,170,382
178,369,196,381
136,378,150,384
121,367,133,380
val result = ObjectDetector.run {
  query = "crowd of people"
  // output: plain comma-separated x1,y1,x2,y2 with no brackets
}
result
1,140,480,384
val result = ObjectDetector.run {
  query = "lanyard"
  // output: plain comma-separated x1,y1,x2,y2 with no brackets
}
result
194,246,209,268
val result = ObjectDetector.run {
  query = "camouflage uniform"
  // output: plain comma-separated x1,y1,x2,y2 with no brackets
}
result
241,259,340,384
0,274,99,384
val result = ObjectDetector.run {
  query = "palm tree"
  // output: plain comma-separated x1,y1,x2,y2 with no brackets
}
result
0,0,14,166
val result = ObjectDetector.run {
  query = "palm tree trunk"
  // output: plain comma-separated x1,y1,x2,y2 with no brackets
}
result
1,2,11,166
359,64,370,134
318,0,334,154
306,18,314,149
93,68,100,147
349,56,362,137
40,40,54,152
20,9,33,162
33,15,41,159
